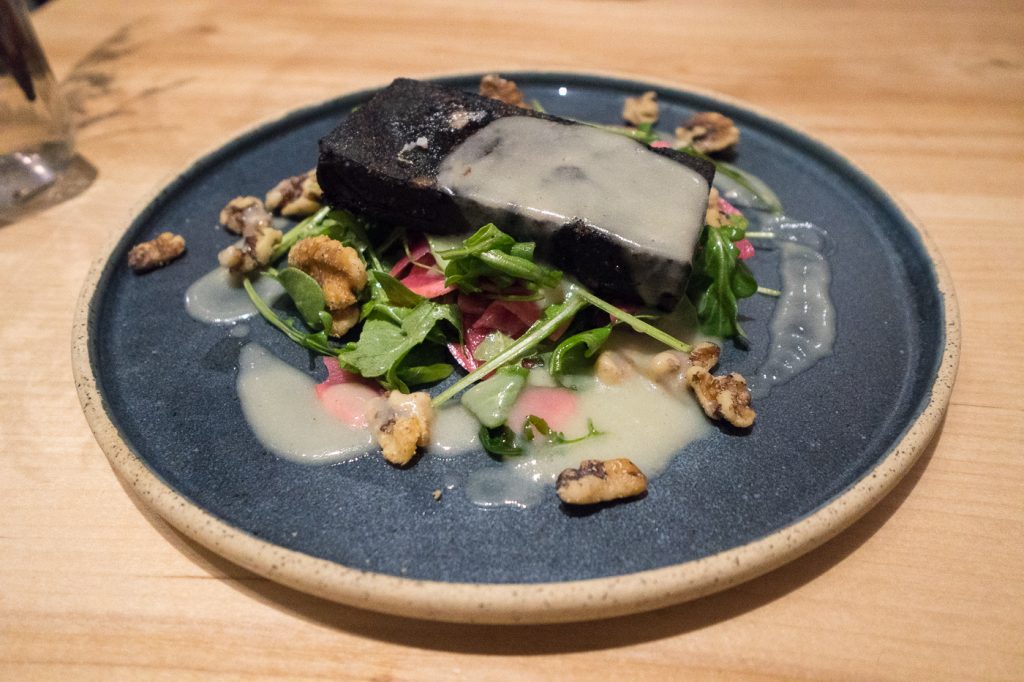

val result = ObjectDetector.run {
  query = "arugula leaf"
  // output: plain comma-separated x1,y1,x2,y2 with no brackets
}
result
461,365,529,428
572,286,692,353
633,121,658,145
274,267,327,329
687,225,757,339
337,300,460,392
396,362,454,387
549,325,612,375
242,278,336,355
271,208,386,270
523,415,602,445
437,224,562,292
369,270,424,308
473,330,517,362
271,206,332,262
480,415,603,458
731,260,758,299
479,425,524,457
432,293,588,407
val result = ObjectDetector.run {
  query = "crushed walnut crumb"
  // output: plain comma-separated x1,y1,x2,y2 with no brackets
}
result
622,91,659,126
704,187,732,228
479,74,528,108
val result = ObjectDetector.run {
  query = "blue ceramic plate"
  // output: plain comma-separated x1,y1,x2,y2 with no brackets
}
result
74,73,958,623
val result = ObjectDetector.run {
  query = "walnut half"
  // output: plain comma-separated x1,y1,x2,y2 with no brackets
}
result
217,197,282,275
556,458,648,505
265,169,322,217
675,111,740,154
128,232,186,272
685,367,756,428
287,235,368,337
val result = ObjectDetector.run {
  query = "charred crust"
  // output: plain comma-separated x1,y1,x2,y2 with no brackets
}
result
317,78,714,309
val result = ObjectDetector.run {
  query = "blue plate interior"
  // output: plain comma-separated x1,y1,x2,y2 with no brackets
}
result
90,73,945,584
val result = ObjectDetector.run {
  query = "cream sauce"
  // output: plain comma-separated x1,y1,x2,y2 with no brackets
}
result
185,267,284,324
465,370,711,509
231,339,710,508
436,116,709,259
751,217,836,397
236,344,372,463
428,404,480,457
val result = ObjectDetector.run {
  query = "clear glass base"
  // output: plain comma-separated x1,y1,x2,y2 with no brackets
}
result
0,146,95,224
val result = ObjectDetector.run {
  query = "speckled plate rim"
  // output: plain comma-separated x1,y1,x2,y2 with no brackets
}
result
72,70,960,624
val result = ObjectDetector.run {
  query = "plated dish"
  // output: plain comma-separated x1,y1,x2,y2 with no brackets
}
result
73,72,958,623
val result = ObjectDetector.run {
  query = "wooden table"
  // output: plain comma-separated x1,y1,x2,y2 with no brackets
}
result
3,0,1021,678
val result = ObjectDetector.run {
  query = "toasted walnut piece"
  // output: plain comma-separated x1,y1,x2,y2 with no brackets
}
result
367,391,434,465
128,232,186,272
643,343,720,396
595,350,635,386
685,366,756,428
217,196,281,274
556,458,648,505
217,214,282,276
622,90,659,126
688,342,721,370
704,187,731,228
675,111,740,154
288,235,368,336
265,169,323,217
328,306,361,337
479,74,527,108
645,351,685,382
219,196,270,235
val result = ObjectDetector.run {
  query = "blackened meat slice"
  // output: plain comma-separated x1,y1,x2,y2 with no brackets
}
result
317,78,714,310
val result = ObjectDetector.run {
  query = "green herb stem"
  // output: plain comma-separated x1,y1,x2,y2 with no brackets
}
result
431,294,588,408
744,231,776,240
270,206,331,262
572,285,693,353
757,286,782,297
242,277,336,355
586,122,660,145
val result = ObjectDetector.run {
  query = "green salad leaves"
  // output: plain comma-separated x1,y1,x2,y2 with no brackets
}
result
687,215,758,340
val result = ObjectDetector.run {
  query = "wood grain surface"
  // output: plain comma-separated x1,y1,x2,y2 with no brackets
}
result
2,0,1022,678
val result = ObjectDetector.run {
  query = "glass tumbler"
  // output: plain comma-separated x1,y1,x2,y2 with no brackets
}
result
0,0,74,221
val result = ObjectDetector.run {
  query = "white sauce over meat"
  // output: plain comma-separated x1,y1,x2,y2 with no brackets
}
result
436,116,709,260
